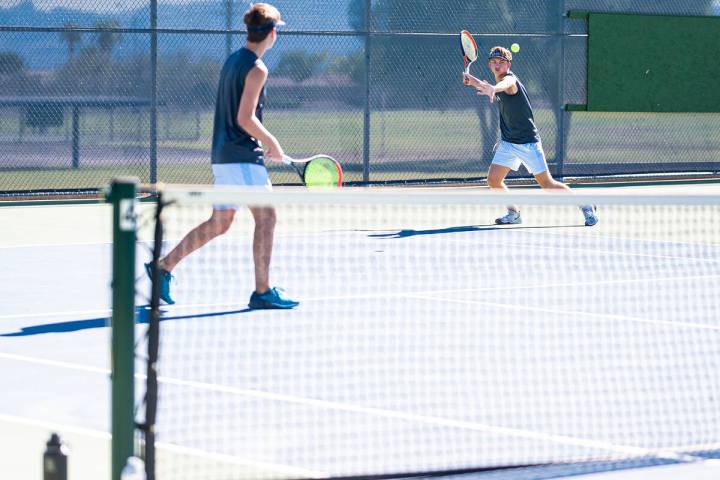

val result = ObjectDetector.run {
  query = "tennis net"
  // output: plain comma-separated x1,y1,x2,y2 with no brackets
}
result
110,181,720,480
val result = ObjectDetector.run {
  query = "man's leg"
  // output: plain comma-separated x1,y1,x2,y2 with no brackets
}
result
488,163,521,224
160,208,236,272
146,208,236,304
534,171,598,226
487,163,513,193
248,205,276,294
533,171,570,191
247,205,299,309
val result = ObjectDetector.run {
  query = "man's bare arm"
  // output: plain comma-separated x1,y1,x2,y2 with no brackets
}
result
492,74,518,95
237,65,283,161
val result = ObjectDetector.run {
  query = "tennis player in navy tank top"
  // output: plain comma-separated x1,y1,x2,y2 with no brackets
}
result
145,3,299,309
463,46,598,227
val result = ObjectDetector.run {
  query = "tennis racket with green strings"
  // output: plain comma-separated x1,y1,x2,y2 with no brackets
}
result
283,154,343,188
460,30,479,85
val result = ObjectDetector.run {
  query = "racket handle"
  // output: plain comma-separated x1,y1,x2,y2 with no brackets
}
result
281,154,292,165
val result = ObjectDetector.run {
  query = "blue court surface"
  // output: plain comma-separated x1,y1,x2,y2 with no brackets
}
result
1,191,720,480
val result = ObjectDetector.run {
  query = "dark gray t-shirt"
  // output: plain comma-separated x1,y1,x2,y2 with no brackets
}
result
211,47,266,165
495,72,540,144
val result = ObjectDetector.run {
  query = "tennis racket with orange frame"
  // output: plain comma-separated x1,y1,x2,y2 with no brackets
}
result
460,30,479,85
283,154,343,188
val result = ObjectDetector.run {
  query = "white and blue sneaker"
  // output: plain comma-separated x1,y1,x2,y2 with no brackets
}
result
495,210,522,225
581,205,598,227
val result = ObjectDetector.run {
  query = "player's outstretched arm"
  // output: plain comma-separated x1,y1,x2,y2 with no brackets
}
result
492,74,518,95
462,72,483,89
475,80,497,103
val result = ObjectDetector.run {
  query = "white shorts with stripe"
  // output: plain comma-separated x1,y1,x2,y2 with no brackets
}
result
211,162,272,210
492,140,548,175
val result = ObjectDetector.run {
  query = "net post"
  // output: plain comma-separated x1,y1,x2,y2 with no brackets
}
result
107,177,138,480
141,190,165,480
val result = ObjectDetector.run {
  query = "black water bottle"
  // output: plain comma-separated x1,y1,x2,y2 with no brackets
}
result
43,433,67,480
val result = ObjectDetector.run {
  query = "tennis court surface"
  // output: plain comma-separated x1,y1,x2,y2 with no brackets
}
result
1,184,720,479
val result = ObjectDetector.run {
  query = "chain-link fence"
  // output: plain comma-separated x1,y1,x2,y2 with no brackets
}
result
1,0,718,193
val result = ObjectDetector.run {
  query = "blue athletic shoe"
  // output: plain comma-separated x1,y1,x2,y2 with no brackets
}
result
581,205,598,227
144,262,175,305
248,287,299,310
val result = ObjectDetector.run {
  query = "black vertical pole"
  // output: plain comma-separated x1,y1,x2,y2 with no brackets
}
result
71,106,80,169
143,193,164,480
362,0,371,183
225,0,233,57
556,0,566,179
150,0,158,183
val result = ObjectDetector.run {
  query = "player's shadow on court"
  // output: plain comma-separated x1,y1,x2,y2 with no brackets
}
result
0,307,253,337
368,224,583,239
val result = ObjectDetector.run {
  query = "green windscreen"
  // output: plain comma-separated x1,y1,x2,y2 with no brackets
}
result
587,13,720,112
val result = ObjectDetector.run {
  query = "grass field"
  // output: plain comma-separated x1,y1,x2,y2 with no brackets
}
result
1,109,719,191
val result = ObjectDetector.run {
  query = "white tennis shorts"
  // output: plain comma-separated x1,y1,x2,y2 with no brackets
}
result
211,162,272,210
492,140,548,175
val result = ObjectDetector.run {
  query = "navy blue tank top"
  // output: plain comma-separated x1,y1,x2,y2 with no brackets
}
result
495,72,540,144
211,47,266,165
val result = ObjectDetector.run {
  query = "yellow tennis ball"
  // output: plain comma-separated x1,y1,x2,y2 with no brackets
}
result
511,43,520,53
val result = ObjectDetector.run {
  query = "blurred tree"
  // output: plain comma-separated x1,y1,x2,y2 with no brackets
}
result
274,51,327,83
0,52,24,76
72,46,104,94
0,52,29,95
95,20,123,58
158,52,220,108
60,24,82,64
326,50,365,86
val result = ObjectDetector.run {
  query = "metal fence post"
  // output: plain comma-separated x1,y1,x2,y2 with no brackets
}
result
362,0,371,183
556,0,566,179
150,0,158,184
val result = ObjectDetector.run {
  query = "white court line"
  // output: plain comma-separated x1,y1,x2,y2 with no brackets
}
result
369,228,720,264
0,352,109,374
152,376,704,464
403,294,720,332
148,273,720,320
0,413,110,440
674,442,720,454
22,229,390,252
154,441,329,478
440,237,720,264
1,240,716,322
1,273,717,323
295,273,720,312
0,309,110,321
518,224,720,250
0,413,327,478
0,241,111,249
0,350,708,465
